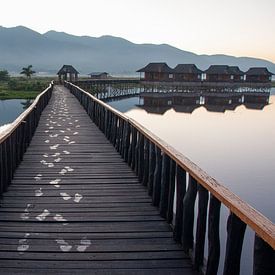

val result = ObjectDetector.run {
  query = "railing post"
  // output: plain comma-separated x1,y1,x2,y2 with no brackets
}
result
223,212,246,275
167,159,176,223
137,133,144,181
181,175,197,252
148,141,156,196
152,146,162,206
130,127,137,170
123,122,130,162
159,153,170,218
142,137,149,186
253,235,274,275
206,194,221,275
194,184,209,270
173,165,186,242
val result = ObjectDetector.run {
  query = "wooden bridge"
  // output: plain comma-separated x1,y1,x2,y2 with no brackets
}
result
0,82,274,274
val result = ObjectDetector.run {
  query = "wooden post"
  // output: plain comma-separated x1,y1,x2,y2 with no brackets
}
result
253,235,275,275
148,141,156,196
194,184,209,270
138,134,144,181
152,146,162,206
159,153,170,218
206,194,221,275
181,175,197,251
173,165,187,242
223,212,246,275
167,159,176,223
142,137,149,186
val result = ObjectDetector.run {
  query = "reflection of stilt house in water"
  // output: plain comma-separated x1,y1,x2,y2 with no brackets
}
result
173,64,203,82
245,67,273,83
137,63,174,81
204,93,242,105
57,65,79,83
139,91,270,113
204,65,244,82
141,92,200,107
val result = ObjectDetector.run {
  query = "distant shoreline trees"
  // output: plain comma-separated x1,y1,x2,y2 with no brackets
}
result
0,70,10,81
20,65,35,79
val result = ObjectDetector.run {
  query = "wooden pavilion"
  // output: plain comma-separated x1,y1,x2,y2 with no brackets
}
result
57,65,79,83
245,67,273,82
228,66,244,82
137,63,174,81
173,64,203,82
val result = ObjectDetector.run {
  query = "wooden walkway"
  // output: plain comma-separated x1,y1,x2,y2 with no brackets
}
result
0,86,196,274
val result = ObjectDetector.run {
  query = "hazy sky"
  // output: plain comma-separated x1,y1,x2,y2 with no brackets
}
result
1,0,275,62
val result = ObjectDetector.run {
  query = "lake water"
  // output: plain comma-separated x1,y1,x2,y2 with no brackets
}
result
107,88,275,274
0,99,32,128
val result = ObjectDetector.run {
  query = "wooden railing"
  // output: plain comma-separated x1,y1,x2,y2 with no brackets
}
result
0,82,54,195
65,81,274,275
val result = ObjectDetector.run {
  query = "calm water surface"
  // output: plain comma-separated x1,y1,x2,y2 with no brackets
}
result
108,88,275,274
0,99,32,127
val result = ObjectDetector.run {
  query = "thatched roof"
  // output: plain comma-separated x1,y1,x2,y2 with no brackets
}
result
204,65,230,74
137,63,173,73
57,65,79,75
173,64,203,74
245,67,274,76
228,66,244,75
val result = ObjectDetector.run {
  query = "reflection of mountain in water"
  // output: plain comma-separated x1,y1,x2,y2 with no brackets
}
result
139,91,270,113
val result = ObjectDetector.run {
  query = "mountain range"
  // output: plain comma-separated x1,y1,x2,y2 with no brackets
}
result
0,25,275,76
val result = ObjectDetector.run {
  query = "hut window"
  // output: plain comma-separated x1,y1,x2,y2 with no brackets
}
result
198,75,201,79
169,74,173,79
230,75,234,80
167,100,172,105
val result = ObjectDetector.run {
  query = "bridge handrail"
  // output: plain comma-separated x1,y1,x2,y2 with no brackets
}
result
0,82,54,194
65,81,274,274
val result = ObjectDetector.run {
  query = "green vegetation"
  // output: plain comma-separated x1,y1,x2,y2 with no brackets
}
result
20,65,36,79
0,70,10,81
0,76,53,99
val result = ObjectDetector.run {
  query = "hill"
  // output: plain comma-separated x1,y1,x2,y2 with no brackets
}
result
1,26,275,75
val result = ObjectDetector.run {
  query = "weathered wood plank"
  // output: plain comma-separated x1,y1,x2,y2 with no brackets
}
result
0,86,196,274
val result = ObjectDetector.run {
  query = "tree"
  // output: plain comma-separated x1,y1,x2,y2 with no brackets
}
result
20,65,36,79
0,70,10,81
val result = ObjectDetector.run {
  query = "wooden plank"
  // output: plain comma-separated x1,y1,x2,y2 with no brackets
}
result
0,86,196,274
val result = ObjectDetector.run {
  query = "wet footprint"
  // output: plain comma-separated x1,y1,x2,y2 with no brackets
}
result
77,238,91,252
50,144,59,150
36,209,50,221
60,192,71,201
17,238,29,252
74,193,83,203
53,214,67,222
56,239,72,252
54,157,62,163
34,174,42,181
64,166,74,172
20,204,32,221
35,188,43,197
59,168,67,175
